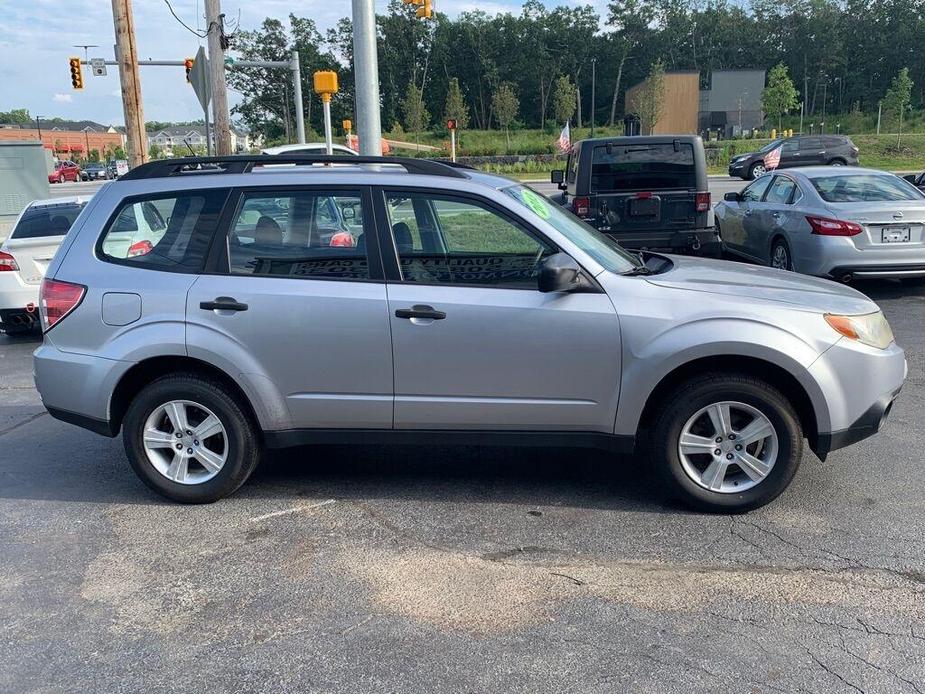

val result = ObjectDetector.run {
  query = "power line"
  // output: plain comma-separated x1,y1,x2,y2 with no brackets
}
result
164,0,208,38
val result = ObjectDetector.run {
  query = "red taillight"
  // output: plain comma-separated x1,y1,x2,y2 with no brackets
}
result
0,250,18,272
636,191,653,199
572,196,591,218
329,232,355,247
39,278,85,332
695,191,711,212
806,215,863,237
127,240,154,257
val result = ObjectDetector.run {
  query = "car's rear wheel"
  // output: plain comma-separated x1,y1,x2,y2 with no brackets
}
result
122,373,261,503
648,373,803,513
828,158,846,166
770,238,793,270
748,162,767,179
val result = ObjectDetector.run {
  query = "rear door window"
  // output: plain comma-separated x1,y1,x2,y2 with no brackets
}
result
800,137,824,151
99,190,228,272
226,190,371,280
590,142,695,192
11,202,86,239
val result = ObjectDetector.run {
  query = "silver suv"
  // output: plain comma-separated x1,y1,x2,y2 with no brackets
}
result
33,155,906,512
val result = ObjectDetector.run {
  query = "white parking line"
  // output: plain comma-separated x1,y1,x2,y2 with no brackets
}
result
249,498,336,522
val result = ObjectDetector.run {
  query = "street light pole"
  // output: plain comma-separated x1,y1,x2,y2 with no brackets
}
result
590,58,596,138
351,0,382,156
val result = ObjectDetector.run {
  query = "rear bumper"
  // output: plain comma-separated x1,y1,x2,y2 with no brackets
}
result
606,228,722,256
829,264,925,280
0,308,40,332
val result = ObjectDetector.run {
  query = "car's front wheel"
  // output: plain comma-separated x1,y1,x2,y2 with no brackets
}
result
748,162,767,179
122,373,261,503
648,373,803,513
58,174,65,184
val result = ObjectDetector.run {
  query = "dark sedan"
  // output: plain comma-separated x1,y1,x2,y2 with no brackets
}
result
81,163,112,181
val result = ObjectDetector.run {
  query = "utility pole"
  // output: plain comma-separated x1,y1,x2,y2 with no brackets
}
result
590,58,597,138
35,116,43,142
352,0,382,156
111,0,147,167
205,0,232,155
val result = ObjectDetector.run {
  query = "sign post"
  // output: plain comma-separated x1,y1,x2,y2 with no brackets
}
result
188,46,212,155
313,71,339,155
90,58,107,76
447,119,457,162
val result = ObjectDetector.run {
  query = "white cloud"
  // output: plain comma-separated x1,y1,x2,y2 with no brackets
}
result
52,93,73,103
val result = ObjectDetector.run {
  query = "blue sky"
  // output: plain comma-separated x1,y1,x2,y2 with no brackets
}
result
0,0,601,125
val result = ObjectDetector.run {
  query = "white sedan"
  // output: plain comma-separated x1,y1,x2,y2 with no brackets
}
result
0,197,90,334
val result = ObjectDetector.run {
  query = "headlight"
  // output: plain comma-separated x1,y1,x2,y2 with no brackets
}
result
825,311,894,349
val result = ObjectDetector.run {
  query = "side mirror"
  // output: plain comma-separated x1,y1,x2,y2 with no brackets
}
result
550,169,565,189
724,191,742,202
538,252,592,293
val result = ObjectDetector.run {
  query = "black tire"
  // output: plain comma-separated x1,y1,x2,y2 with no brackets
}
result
748,162,766,180
122,373,261,503
647,372,803,513
770,238,793,271
828,158,846,166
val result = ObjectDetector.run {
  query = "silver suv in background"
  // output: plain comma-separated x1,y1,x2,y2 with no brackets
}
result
33,155,906,512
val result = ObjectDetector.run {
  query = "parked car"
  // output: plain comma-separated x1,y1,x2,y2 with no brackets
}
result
550,136,720,256
81,162,112,181
729,135,859,180
715,167,925,281
48,160,81,184
262,142,358,157
903,171,925,192
33,155,905,512
0,197,90,334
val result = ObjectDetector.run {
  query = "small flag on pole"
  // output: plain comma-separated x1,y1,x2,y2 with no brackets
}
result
764,145,782,171
557,121,571,154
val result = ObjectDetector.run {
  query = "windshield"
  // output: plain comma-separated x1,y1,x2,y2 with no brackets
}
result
810,174,924,203
11,202,86,239
759,139,783,153
502,185,640,274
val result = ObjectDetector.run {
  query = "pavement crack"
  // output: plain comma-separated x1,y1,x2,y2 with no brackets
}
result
805,647,866,694
0,411,47,437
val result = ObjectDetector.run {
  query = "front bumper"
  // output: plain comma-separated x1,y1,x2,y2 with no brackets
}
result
808,338,907,460
728,162,748,177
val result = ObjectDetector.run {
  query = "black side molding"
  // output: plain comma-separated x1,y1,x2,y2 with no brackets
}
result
45,407,117,437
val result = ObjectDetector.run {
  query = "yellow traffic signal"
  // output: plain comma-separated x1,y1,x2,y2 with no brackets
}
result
69,57,83,90
416,0,432,18
184,58,194,83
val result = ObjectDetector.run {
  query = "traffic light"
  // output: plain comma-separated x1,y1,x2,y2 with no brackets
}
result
184,58,194,83
69,57,84,90
402,0,431,19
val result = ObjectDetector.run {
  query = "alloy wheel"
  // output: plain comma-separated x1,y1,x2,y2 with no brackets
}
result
142,399,228,485
771,243,791,270
751,164,766,178
677,401,778,493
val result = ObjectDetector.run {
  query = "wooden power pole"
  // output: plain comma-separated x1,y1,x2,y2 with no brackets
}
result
205,0,233,155
111,0,147,167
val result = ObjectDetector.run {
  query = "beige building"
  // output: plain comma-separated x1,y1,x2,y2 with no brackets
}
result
625,70,700,134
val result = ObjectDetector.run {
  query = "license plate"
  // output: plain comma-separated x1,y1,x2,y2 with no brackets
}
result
881,227,910,243
629,197,659,217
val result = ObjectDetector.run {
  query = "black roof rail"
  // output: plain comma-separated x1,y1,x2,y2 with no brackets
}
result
119,154,469,181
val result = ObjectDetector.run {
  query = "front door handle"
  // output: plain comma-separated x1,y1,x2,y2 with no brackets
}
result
200,296,248,312
395,304,446,320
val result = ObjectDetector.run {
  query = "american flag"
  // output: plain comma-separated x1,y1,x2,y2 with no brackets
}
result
557,121,571,154
764,145,782,170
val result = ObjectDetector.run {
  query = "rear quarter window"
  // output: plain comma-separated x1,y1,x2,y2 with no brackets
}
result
590,143,696,192
98,190,229,272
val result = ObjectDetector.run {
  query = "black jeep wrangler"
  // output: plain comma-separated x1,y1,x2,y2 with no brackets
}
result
550,135,720,256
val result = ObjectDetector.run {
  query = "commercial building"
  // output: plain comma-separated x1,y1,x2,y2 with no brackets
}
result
698,69,766,138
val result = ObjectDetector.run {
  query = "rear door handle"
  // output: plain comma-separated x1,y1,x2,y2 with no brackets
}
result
200,296,248,312
395,304,446,320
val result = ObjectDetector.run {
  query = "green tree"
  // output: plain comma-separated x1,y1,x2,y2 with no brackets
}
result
0,108,32,125
402,82,430,137
762,63,799,131
492,82,519,148
634,59,666,135
444,77,470,130
148,143,163,160
882,67,914,148
551,75,577,125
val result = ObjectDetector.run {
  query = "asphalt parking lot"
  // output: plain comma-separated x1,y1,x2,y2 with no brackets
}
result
1,276,924,693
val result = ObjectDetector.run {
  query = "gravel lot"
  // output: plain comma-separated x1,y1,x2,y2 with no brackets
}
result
1,277,923,693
